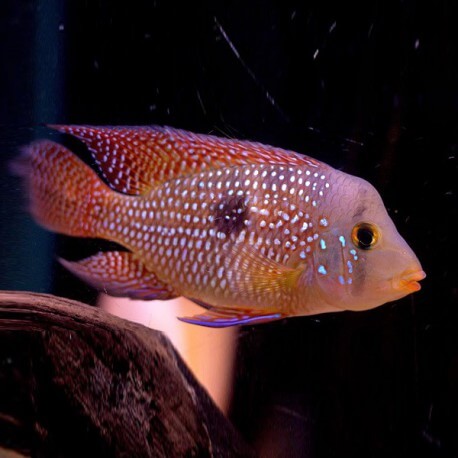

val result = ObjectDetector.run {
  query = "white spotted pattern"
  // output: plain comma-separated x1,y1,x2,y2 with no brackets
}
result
101,161,332,312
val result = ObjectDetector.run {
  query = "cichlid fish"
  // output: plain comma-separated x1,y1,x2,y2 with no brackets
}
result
17,125,425,327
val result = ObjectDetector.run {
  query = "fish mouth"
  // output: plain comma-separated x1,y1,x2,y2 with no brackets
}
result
393,269,426,293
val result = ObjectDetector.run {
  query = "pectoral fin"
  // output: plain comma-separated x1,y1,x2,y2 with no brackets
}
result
178,307,283,328
59,251,177,300
226,244,304,302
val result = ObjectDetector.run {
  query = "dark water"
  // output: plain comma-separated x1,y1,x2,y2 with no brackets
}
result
0,1,457,457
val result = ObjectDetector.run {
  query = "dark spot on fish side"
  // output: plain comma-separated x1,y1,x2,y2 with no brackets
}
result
213,194,248,237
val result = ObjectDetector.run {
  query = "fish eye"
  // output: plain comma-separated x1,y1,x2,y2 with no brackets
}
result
351,222,380,250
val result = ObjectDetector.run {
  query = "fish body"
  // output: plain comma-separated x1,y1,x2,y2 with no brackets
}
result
18,126,425,326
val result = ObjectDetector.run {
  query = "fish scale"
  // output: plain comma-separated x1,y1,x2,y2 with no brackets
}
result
17,125,425,327
100,163,329,313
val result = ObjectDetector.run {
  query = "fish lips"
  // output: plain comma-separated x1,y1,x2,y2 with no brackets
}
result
393,269,427,293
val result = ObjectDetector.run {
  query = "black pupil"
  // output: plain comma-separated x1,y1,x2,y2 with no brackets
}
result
357,227,374,249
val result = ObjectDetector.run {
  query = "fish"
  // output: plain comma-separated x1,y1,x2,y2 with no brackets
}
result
16,125,426,327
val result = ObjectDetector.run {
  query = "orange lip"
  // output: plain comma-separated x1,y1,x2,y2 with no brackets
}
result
396,270,426,292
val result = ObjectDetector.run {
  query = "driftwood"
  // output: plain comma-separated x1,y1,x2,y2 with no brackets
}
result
0,291,254,457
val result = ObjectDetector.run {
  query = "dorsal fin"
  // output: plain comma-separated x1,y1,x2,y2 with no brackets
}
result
48,125,320,195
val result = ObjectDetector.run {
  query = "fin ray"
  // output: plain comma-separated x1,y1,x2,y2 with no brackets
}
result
226,244,304,303
60,251,176,300
178,307,283,328
21,140,111,238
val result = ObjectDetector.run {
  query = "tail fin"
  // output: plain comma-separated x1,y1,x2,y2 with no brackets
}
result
18,140,112,238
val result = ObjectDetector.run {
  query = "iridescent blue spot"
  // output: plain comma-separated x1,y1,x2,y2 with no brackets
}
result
339,235,346,247
320,239,327,250
347,260,353,273
318,265,327,275
338,275,345,285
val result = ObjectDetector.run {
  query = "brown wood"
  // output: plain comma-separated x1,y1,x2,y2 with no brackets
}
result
0,291,254,457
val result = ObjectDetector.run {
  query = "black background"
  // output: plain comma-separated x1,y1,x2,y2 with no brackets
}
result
1,1,457,457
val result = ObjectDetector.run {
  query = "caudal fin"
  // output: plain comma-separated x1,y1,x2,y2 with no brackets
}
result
18,140,111,238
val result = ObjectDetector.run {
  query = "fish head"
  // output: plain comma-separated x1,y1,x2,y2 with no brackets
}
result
310,172,425,311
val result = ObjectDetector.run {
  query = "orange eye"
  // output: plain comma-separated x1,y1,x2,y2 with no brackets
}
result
351,222,380,250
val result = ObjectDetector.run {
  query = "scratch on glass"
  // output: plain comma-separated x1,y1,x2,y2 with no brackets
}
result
214,16,288,120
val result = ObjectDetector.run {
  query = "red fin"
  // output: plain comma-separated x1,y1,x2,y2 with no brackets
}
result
48,125,320,195
22,140,111,237
178,307,283,328
59,251,177,300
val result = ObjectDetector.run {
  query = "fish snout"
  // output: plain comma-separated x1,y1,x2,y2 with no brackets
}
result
393,268,426,293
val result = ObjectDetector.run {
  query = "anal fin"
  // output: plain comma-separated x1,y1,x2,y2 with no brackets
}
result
59,251,177,300
178,307,283,328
